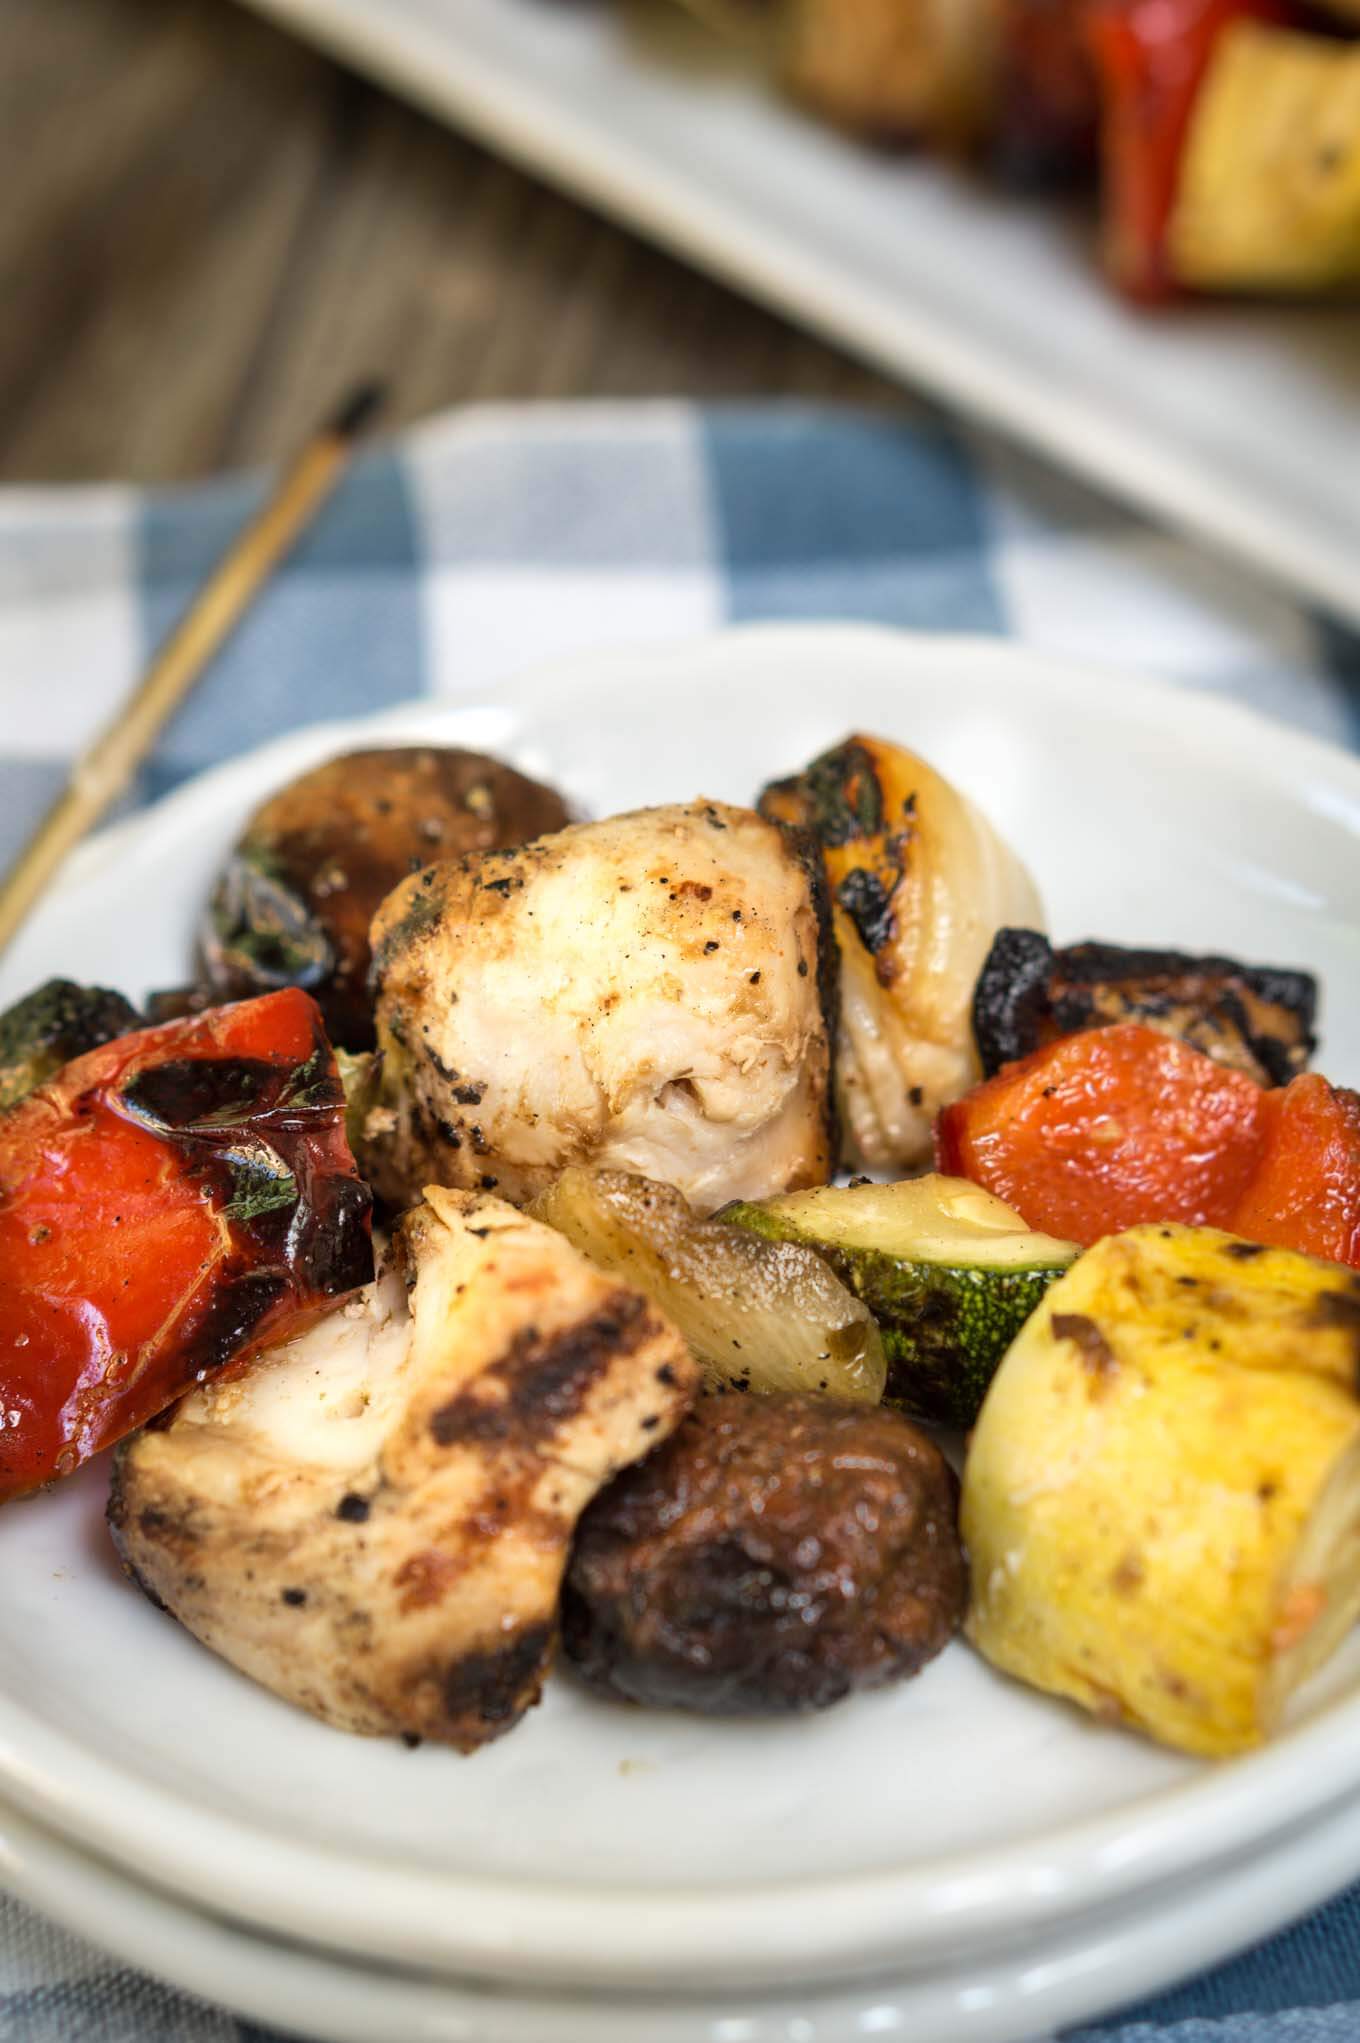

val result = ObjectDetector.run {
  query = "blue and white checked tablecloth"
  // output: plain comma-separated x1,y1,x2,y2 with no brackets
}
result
2,399,1359,2043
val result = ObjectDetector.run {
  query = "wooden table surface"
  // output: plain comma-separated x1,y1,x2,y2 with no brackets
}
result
0,0,901,485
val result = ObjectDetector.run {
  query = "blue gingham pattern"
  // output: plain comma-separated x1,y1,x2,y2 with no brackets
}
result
1,401,1359,2042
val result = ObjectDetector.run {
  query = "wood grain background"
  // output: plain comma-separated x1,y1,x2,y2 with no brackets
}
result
1,0,903,482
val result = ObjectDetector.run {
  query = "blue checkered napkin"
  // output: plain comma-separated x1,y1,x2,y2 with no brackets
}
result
1,401,1359,2043
2,403,1358,868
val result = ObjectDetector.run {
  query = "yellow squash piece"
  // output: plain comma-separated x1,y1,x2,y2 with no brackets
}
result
962,1224,1360,1758
1169,22,1360,293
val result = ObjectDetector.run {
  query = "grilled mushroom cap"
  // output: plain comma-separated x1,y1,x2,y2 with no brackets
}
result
199,747,572,1049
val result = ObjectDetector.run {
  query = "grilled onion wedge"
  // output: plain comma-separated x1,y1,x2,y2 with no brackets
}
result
532,1167,886,1402
760,734,1043,1171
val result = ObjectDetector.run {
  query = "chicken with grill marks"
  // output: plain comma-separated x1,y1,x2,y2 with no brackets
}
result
108,1188,699,1753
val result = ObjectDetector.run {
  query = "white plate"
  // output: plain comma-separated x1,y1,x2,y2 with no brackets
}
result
3,630,1360,1995
233,0,1360,627
4,1785,1360,2043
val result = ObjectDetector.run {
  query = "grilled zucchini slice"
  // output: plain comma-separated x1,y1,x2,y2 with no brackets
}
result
722,1174,1076,1428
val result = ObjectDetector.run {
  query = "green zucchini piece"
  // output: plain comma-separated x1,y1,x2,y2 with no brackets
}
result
0,979,141,1113
721,1174,1077,1429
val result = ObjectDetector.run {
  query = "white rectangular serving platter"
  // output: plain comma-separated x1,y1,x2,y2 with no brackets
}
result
238,0,1360,627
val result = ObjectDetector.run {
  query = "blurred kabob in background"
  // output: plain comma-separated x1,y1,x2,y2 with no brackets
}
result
667,0,1360,301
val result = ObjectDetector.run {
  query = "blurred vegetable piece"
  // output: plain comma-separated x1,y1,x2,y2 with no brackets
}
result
0,978,141,1111
990,0,1101,186
722,1173,1077,1428
364,800,836,1214
564,1390,964,1714
0,989,372,1502
963,1223,1360,1755
110,1187,697,1751
200,747,572,1050
672,0,999,143
1087,0,1291,301
937,1022,1360,1266
531,1167,886,1401
759,733,1042,1172
1167,22,1360,292
971,928,1317,1084
780,0,999,145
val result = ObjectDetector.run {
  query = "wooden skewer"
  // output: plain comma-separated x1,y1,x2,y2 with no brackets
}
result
0,380,385,961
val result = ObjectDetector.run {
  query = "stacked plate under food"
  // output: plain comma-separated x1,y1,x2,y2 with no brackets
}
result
4,633,1360,2043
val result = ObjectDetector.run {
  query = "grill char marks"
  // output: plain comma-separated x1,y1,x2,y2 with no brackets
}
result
438,1623,555,1741
973,930,1318,1086
429,1291,655,1449
108,1188,698,1754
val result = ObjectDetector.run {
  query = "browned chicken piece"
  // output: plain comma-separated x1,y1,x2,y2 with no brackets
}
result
780,0,999,145
971,930,1318,1086
198,747,572,1049
109,1188,698,1753
364,801,837,1216
680,0,1000,144
564,1391,965,1714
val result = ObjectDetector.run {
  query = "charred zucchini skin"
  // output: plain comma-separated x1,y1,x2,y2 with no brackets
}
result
972,928,1317,1086
721,1198,1070,1429
0,979,141,1111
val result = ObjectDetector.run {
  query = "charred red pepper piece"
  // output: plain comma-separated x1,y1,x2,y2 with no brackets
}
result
936,1022,1360,1269
0,988,372,1500
1086,0,1289,300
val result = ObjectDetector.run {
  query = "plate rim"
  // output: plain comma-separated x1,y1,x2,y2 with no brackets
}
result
46,624,1360,908
4,623,1360,1990
4,1784,1360,2043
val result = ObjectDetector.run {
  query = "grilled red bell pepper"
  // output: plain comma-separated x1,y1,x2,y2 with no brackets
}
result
0,988,372,1501
936,1022,1360,1268
1233,1073,1360,1271
1086,0,1289,301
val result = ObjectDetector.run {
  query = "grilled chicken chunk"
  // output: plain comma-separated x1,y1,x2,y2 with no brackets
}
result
760,736,1042,1172
972,930,1318,1087
363,801,837,1215
108,1188,698,1752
